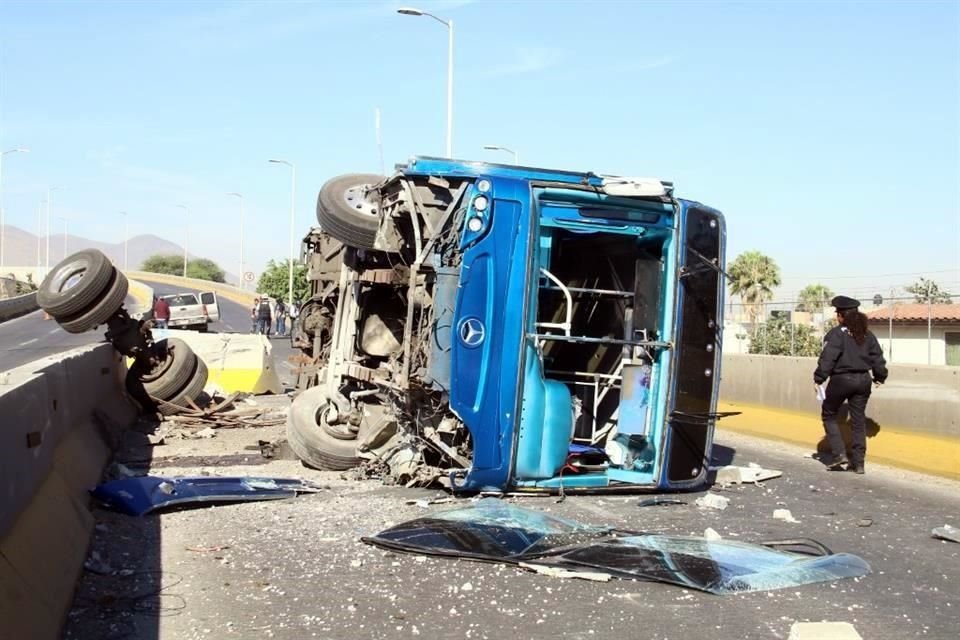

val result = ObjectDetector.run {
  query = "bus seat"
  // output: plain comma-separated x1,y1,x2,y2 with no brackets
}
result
516,345,573,480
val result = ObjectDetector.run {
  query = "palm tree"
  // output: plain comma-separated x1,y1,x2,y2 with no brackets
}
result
727,250,782,328
796,283,833,313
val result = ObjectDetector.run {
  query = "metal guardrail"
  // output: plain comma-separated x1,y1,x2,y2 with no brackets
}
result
0,292,39,322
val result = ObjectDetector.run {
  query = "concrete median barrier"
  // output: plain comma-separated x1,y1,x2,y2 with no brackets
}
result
719,354,960,479
0,343,138,640
0,291,39,322
149,329,283,395
126,278,155,320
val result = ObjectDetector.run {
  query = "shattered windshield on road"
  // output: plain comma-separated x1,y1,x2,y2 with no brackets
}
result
362,499,871,595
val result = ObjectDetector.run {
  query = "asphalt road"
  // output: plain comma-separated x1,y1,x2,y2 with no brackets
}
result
65,426,959,640
0,299,136,373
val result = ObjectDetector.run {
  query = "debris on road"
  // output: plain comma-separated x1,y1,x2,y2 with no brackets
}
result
362,498,871,594
82,550,115,576
163,391,288,430
713,462,782,486
695,493,730,510
787,621,863,640
405,497,455,508
857,517,873,528
91,475,325,516
931,524,960,543
254,438,298,460
774,508,800,523
704,527,723,541
637,497,687,508
186,545,231,553
518,562,613,582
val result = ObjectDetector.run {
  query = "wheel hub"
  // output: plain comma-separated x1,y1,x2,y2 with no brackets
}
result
343,185,379,218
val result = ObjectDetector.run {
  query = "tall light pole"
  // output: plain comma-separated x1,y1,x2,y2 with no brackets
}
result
119,211,129,270
45,187,61,272
268,159,296,305
227,192,244,289
176,204,189,277
36,200,43,267
0,147,29,269
58,216,68,260
398,7,454,158
483,144,519,164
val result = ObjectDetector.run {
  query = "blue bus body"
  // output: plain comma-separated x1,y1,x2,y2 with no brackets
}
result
293,157,726,492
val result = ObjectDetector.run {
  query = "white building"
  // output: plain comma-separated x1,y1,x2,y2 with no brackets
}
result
866,304,960,366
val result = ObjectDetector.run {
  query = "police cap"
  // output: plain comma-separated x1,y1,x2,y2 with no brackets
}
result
831,295,860,311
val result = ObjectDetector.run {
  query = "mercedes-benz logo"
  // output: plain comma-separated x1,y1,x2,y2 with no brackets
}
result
459,317,485,347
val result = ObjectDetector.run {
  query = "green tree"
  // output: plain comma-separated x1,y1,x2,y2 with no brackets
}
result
905,277,952,304
256,259,309,303
749,315,822,357
186,258,225,283
727,250,782,327
141,254,226,283
140,254,183,276
795,283,833,313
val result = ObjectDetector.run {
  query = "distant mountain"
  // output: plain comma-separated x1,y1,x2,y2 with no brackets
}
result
0,225,239,284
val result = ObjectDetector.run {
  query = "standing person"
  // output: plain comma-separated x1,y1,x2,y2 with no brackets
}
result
288,299,300,338
275,299,287,336
250,298,260,333
813,296,888,474
152,296,170,330
256,297,272,335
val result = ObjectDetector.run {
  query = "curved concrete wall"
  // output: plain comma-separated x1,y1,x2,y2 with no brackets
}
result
0,291,39,322
125,270,256,306
719,354,959,437
0,344,138,640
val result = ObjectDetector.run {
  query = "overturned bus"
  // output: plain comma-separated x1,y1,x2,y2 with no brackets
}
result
287,157,727,493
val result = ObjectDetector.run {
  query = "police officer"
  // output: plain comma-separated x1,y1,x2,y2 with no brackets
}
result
814,296,888,474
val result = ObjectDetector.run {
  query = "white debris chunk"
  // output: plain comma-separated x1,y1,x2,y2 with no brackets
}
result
932,524,960,543
712,463,782,486
519,563,612,582
787,621,863,640
773,509,800,524
695,493,730,510
703,527,723,541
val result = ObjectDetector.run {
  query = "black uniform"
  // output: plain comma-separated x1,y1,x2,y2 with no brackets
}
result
814,325,888,467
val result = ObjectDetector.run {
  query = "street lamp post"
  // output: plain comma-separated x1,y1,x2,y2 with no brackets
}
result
268,160,296,305
59,216,68,260
176,204,189,277
45,187,61,273
0,147,29,269
227,193,244,290
398,7,454,158
482,144,519,164
119,211,129,271
36,200,43,267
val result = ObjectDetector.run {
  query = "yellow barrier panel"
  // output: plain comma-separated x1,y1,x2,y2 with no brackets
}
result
718,400,960,480
146,330,282,395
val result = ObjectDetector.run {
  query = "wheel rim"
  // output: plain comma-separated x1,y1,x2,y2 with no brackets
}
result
316,404,359,440
61,269,85,292
140,344,176,382
342,184,379,218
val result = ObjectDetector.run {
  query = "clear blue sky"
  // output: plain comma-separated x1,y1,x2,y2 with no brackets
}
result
1,0,957,300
